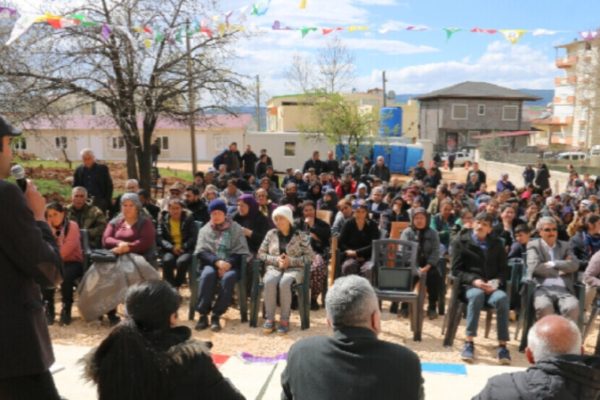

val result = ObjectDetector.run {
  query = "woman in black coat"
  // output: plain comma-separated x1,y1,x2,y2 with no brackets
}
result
157,199,199,289
535,163,550,191
83,280,245,400
232,194,270,254
339,201,380,281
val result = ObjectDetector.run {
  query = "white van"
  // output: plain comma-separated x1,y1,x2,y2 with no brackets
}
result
590,145,600,157
555,151,587,161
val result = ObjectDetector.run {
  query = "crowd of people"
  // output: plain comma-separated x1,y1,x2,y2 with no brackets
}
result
30,140,600,399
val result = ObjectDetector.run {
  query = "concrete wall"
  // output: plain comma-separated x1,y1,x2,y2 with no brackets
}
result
477,158,571,193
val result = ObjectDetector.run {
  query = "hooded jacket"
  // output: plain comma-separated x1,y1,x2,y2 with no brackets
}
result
473,355,600,400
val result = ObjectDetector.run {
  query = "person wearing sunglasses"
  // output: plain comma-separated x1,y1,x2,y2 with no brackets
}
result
527,217,580,322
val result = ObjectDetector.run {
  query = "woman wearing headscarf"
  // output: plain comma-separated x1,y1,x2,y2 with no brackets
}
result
102,193,157,325
338,201,380,280
306,182,323,203
83,280,245,400
43,202,83,326
194,199,249,332
258,206,313,334
399,207,441,319
255,188,277,228
317,189,339,224
380,195,410,237
232,194,270,254
534,163,550,191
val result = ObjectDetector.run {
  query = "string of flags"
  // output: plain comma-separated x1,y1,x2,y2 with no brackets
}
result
0,3,597,47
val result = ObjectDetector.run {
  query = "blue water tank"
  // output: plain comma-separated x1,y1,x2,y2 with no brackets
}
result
379,107,403,137
404,146,424,174
389,146,407,174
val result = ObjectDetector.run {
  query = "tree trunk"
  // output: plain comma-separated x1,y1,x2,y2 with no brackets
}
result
125,140,139,180
137,126,153,191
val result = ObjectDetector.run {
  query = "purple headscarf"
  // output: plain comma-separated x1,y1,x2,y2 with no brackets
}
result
238,194,259,218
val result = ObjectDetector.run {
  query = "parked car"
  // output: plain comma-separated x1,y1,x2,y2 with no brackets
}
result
590,145,600,157
555,151,587,161
441,151,474,166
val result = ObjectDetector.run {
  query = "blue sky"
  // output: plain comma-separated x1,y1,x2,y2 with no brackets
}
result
223,0,599,99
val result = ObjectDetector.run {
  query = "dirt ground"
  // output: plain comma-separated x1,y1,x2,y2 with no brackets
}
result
48,164,599,366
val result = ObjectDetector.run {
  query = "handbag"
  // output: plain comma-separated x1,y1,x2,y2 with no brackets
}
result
90,249,118,263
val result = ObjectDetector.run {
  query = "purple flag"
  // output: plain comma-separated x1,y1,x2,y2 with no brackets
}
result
101,23,112,40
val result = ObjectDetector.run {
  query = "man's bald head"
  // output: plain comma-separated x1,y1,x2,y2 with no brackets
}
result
527,315,582,363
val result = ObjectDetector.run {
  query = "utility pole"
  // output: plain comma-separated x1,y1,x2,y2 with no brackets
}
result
255,75,261,131
382,70,387,107
186,19,198,175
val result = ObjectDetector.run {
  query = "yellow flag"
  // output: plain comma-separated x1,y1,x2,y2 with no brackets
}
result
299,0,307,9
499,29,527,44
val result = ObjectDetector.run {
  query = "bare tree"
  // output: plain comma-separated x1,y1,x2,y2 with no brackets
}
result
285,54,314,93
0,0,251,189
316,36,355,94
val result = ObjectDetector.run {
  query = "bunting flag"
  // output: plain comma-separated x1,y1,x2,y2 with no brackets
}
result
0,7,17,18
347,25,369,32
101,23,112,40
322,27,343,35
532,28,559,36
251,0,271,16
470,27,497,34
299,0,307,9
405,25,429,31
580,30,599,41
272,20,293,30
443,27,461,40
6,14,37,45
300,26,317,38
499,29,527,44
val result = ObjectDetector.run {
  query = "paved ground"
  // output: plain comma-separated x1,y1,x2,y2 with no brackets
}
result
52,344,525,400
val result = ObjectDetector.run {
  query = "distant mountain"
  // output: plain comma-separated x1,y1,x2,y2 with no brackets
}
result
395,89,554,107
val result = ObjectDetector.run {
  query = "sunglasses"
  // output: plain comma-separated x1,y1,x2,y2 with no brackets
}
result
542,228,557,232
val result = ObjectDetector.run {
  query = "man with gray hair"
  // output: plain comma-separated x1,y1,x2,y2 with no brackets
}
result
473,315,600,399
73,148,113,212
369,155,391,182
366,185,389,223
66,186,107,248
528,216,580,321
281,275,424,400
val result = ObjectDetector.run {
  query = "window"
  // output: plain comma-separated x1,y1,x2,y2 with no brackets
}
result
159,136,169,150
13,137,26,150
111,137,125,150
451,104,468,120
284,142,296,157
55,136,67,149
502,105,519,121
477,104,486,116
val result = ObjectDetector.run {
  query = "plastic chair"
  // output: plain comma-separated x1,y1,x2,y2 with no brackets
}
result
80,228,92,272
517,273,586,352
186,222,248,322
249,259,311,330
371,239,425,341
442,258,520,347
582,291,599,353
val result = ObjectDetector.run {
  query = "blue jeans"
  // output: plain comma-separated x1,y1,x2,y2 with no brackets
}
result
196,265,238,317
465,287,509,341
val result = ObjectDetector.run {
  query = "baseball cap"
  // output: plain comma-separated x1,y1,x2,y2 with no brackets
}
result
0,116,21,137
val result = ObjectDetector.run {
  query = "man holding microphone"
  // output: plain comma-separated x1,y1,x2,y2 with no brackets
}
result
0,116,63,399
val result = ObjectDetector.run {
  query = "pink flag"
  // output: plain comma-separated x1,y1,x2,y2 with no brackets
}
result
471,27,497,34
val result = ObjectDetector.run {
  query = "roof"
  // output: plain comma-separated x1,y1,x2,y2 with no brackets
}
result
21,114,253,131
471,130,536,139
416,81,541,101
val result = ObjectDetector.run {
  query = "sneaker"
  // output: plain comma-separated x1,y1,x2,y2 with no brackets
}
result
461,341,475,363
210,315,221,332
497,346,512,365
195,315,209,331
310,298,320,311
263,320,276,335
277,320,289,335
427,309,438,320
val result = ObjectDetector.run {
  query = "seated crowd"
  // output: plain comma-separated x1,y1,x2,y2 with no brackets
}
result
47,145,600,398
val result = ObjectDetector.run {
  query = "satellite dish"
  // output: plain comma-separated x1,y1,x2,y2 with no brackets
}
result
387,90,396,100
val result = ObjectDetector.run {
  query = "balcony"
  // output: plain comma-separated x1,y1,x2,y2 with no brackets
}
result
554,76,577,86
556,56,577,68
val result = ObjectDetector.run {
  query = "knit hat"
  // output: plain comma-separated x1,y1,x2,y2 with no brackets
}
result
272,205,294,226
121,193,142,210
208,199,227,214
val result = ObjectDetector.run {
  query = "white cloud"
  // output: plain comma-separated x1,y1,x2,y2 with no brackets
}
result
354,41,556,94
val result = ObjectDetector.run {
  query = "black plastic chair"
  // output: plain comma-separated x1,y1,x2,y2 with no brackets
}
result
249,259,311,330
442,258,521,347
371,239,424,341
517,273,586,352
80,228,92,272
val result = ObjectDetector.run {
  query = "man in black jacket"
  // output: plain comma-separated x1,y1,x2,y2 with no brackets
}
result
241,144,258,176
369,155,391,182
0,117,63,399
302,150,324,175
73,148,113,212
451,212,511,364
282,275,424,400
324,150,340,177
184,186,209,224
473,315,600,400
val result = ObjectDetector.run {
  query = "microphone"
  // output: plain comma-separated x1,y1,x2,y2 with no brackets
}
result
10,164,27,192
